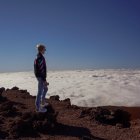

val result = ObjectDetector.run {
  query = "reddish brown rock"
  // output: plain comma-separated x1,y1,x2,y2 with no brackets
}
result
0,87,140,140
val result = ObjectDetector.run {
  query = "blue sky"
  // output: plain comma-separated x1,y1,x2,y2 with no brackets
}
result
0,0,140,72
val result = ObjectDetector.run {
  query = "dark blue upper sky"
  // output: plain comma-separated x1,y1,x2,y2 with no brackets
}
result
0,0,140,72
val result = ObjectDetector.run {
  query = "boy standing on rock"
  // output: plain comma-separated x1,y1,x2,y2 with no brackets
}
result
34,44,49,112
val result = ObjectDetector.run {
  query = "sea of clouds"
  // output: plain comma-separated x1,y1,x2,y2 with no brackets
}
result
0,69,140,107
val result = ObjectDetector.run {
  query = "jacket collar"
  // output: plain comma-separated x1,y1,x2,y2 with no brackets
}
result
37,52,43,57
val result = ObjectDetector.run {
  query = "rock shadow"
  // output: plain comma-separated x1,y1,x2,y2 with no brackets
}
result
47,123,106,140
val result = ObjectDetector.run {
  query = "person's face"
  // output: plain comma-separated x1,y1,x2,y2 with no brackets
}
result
41,47,46,54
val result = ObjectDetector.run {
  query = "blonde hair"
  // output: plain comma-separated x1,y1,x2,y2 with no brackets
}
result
36,44,46,52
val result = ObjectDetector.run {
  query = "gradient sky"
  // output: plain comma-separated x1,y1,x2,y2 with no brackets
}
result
0,0,140,72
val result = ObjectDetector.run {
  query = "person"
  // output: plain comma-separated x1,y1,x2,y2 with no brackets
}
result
34,44,49,112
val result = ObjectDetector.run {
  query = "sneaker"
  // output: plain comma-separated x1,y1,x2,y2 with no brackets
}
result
37,107,47,113
41,102,49,107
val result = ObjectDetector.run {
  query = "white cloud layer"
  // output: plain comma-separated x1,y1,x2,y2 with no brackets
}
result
0,69,140,107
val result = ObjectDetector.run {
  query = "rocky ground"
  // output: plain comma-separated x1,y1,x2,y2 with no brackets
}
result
0,87,140,140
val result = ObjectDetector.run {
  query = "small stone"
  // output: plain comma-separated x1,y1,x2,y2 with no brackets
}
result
20,90,27,93
0,87,5,94
116,123,123,128
11,87,19,90
50,95,60,101
63,98,70,102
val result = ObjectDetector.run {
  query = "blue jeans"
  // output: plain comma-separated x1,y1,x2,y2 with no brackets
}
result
35,77,48,110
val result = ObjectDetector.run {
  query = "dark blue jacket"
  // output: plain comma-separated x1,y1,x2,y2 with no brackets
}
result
34,53,47,81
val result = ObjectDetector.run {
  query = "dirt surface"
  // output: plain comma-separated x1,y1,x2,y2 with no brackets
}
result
0,87,140,140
